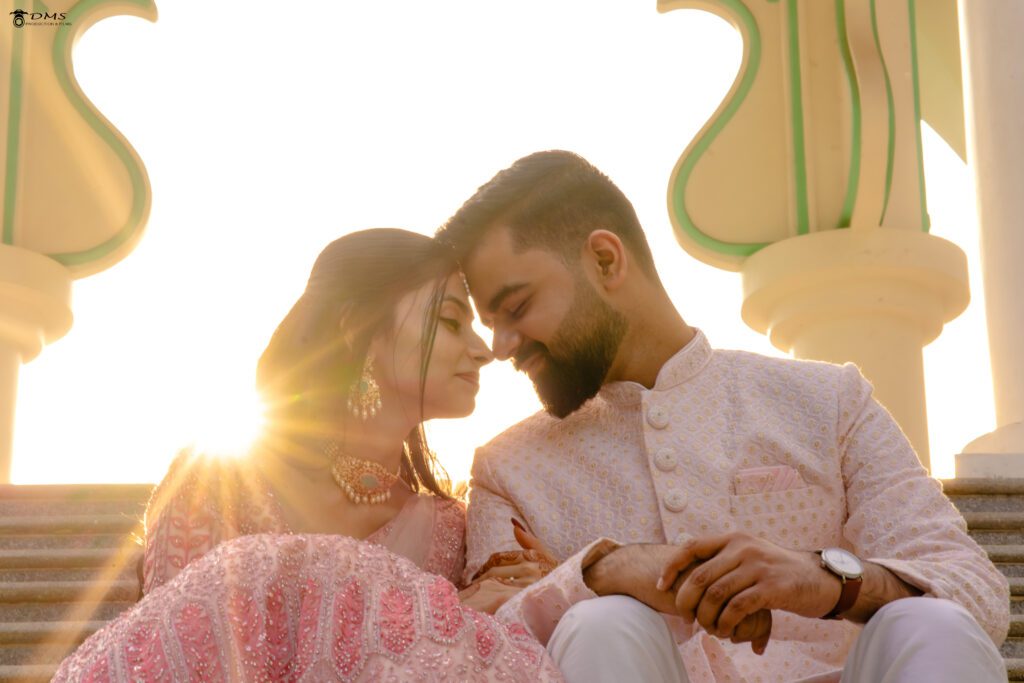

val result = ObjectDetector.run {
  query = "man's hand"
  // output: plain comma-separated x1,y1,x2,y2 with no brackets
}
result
584,543,775,654
657,533,841,652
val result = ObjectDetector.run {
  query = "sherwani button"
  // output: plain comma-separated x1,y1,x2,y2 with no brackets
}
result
663,489,687,512
654,448,678,472
674,531,693,545
647,405,670,429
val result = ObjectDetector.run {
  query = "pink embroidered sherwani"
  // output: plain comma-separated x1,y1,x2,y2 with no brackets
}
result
54,452,562,682
467,330,1010,683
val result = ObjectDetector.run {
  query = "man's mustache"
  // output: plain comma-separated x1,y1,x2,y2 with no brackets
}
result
512,342,550,372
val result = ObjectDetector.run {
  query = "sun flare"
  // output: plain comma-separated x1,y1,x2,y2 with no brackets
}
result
189,390,267,460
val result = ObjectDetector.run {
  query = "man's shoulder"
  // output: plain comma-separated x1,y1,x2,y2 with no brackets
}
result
476,400,605,460
478,409,559,456
715,348,859,389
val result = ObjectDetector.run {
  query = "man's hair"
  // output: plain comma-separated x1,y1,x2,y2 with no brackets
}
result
437,150,657,277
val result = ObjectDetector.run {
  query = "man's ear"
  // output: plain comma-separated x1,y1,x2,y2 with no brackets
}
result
583,230,628,292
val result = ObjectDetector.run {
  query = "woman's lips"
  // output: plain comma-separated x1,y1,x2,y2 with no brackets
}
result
456,372,480,388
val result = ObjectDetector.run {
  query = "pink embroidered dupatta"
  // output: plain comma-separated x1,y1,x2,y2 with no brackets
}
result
53,451,562,681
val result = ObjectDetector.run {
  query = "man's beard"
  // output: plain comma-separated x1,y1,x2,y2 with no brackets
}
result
514,280,627,418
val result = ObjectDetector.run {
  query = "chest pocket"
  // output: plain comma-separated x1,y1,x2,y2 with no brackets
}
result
728,467,841,549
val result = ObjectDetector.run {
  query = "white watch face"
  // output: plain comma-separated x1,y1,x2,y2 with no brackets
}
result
821,548,863,579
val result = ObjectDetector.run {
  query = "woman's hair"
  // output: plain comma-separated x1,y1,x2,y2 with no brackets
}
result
256,228,457,497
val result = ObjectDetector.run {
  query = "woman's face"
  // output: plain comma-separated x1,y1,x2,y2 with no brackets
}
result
373,273,493,421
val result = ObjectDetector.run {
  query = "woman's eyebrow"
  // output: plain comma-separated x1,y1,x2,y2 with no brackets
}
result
443,295,474,319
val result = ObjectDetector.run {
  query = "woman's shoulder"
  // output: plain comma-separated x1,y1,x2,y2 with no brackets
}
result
146,447,255,522
430,493,466,520
431,495,466,547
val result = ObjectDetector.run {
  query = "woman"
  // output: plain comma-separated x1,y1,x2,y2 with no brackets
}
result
54,229,561,682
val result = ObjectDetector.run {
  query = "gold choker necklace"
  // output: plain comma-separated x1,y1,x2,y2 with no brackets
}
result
324,440,399,505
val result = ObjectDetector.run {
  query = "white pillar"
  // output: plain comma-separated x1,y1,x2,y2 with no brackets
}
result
742,229,969,473
0,246,73,483
955,0,1024,478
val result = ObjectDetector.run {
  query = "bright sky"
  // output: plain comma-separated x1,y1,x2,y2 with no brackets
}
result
12,2,992,484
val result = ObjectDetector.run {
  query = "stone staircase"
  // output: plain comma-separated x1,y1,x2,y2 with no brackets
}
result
942,478,1024,682
0,484,150,682
0,480,1017,680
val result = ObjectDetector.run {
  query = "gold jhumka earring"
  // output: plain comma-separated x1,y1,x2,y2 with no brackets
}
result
347,355,382,420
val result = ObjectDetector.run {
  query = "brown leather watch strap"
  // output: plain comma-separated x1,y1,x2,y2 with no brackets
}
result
823,575,862,619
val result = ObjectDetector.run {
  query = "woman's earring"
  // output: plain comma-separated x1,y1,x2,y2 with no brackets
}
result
347,355,383,420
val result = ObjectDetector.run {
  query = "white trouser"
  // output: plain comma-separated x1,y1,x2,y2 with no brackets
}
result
547,596,1005,683
839,597,1005,683
547,595,691,683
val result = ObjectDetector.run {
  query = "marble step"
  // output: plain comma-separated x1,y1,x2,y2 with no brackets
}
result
0,534,135,551
942,478,1024,515
0,566,138,584
0,621,103,645
1011,658,1024,682
942,479,1024,495
0,644,72,666
0,547,142,570
0,664,55,683
0,486,149,520
0,514,140,536
0,622,102,670
0,485,152,502
963,512,1024,529
1006,616,1024,659
986,545,1024,565
962,511,1024,546
0,581,138,603
970,530,1024,546
0,601,133,623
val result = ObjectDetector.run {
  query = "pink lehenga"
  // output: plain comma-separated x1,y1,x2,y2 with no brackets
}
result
53,451,562,682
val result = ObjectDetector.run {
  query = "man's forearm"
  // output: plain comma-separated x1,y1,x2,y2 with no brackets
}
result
583,544,680,613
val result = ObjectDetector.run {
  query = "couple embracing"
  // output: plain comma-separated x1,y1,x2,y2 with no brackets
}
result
55,152,1009,682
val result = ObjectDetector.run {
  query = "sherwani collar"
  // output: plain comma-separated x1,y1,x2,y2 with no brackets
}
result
598,329,713,406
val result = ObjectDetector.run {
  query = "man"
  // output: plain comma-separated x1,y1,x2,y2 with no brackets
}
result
436,150,1009,682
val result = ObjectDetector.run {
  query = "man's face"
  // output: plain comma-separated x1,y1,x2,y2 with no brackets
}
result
462,227,627,417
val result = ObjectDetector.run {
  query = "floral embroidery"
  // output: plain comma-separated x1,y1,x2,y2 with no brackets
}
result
377,585,416,656
426,575,465,641
471,611,500,665
59,446,561,682
332,577,367,680
295,577,324,675
81,656,111,683
172,602,225,681
123,623,171,682
263,578,296,680
57,534,561,682
226,588,261,679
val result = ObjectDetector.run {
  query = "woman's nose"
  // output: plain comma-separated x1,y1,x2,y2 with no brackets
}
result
469,331,495,367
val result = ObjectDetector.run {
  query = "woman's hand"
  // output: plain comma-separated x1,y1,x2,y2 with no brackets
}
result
458,578,522,614
511,518,559,572
470,519,559,588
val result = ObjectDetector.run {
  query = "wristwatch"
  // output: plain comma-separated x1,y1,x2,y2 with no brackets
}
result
817,548,863,619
